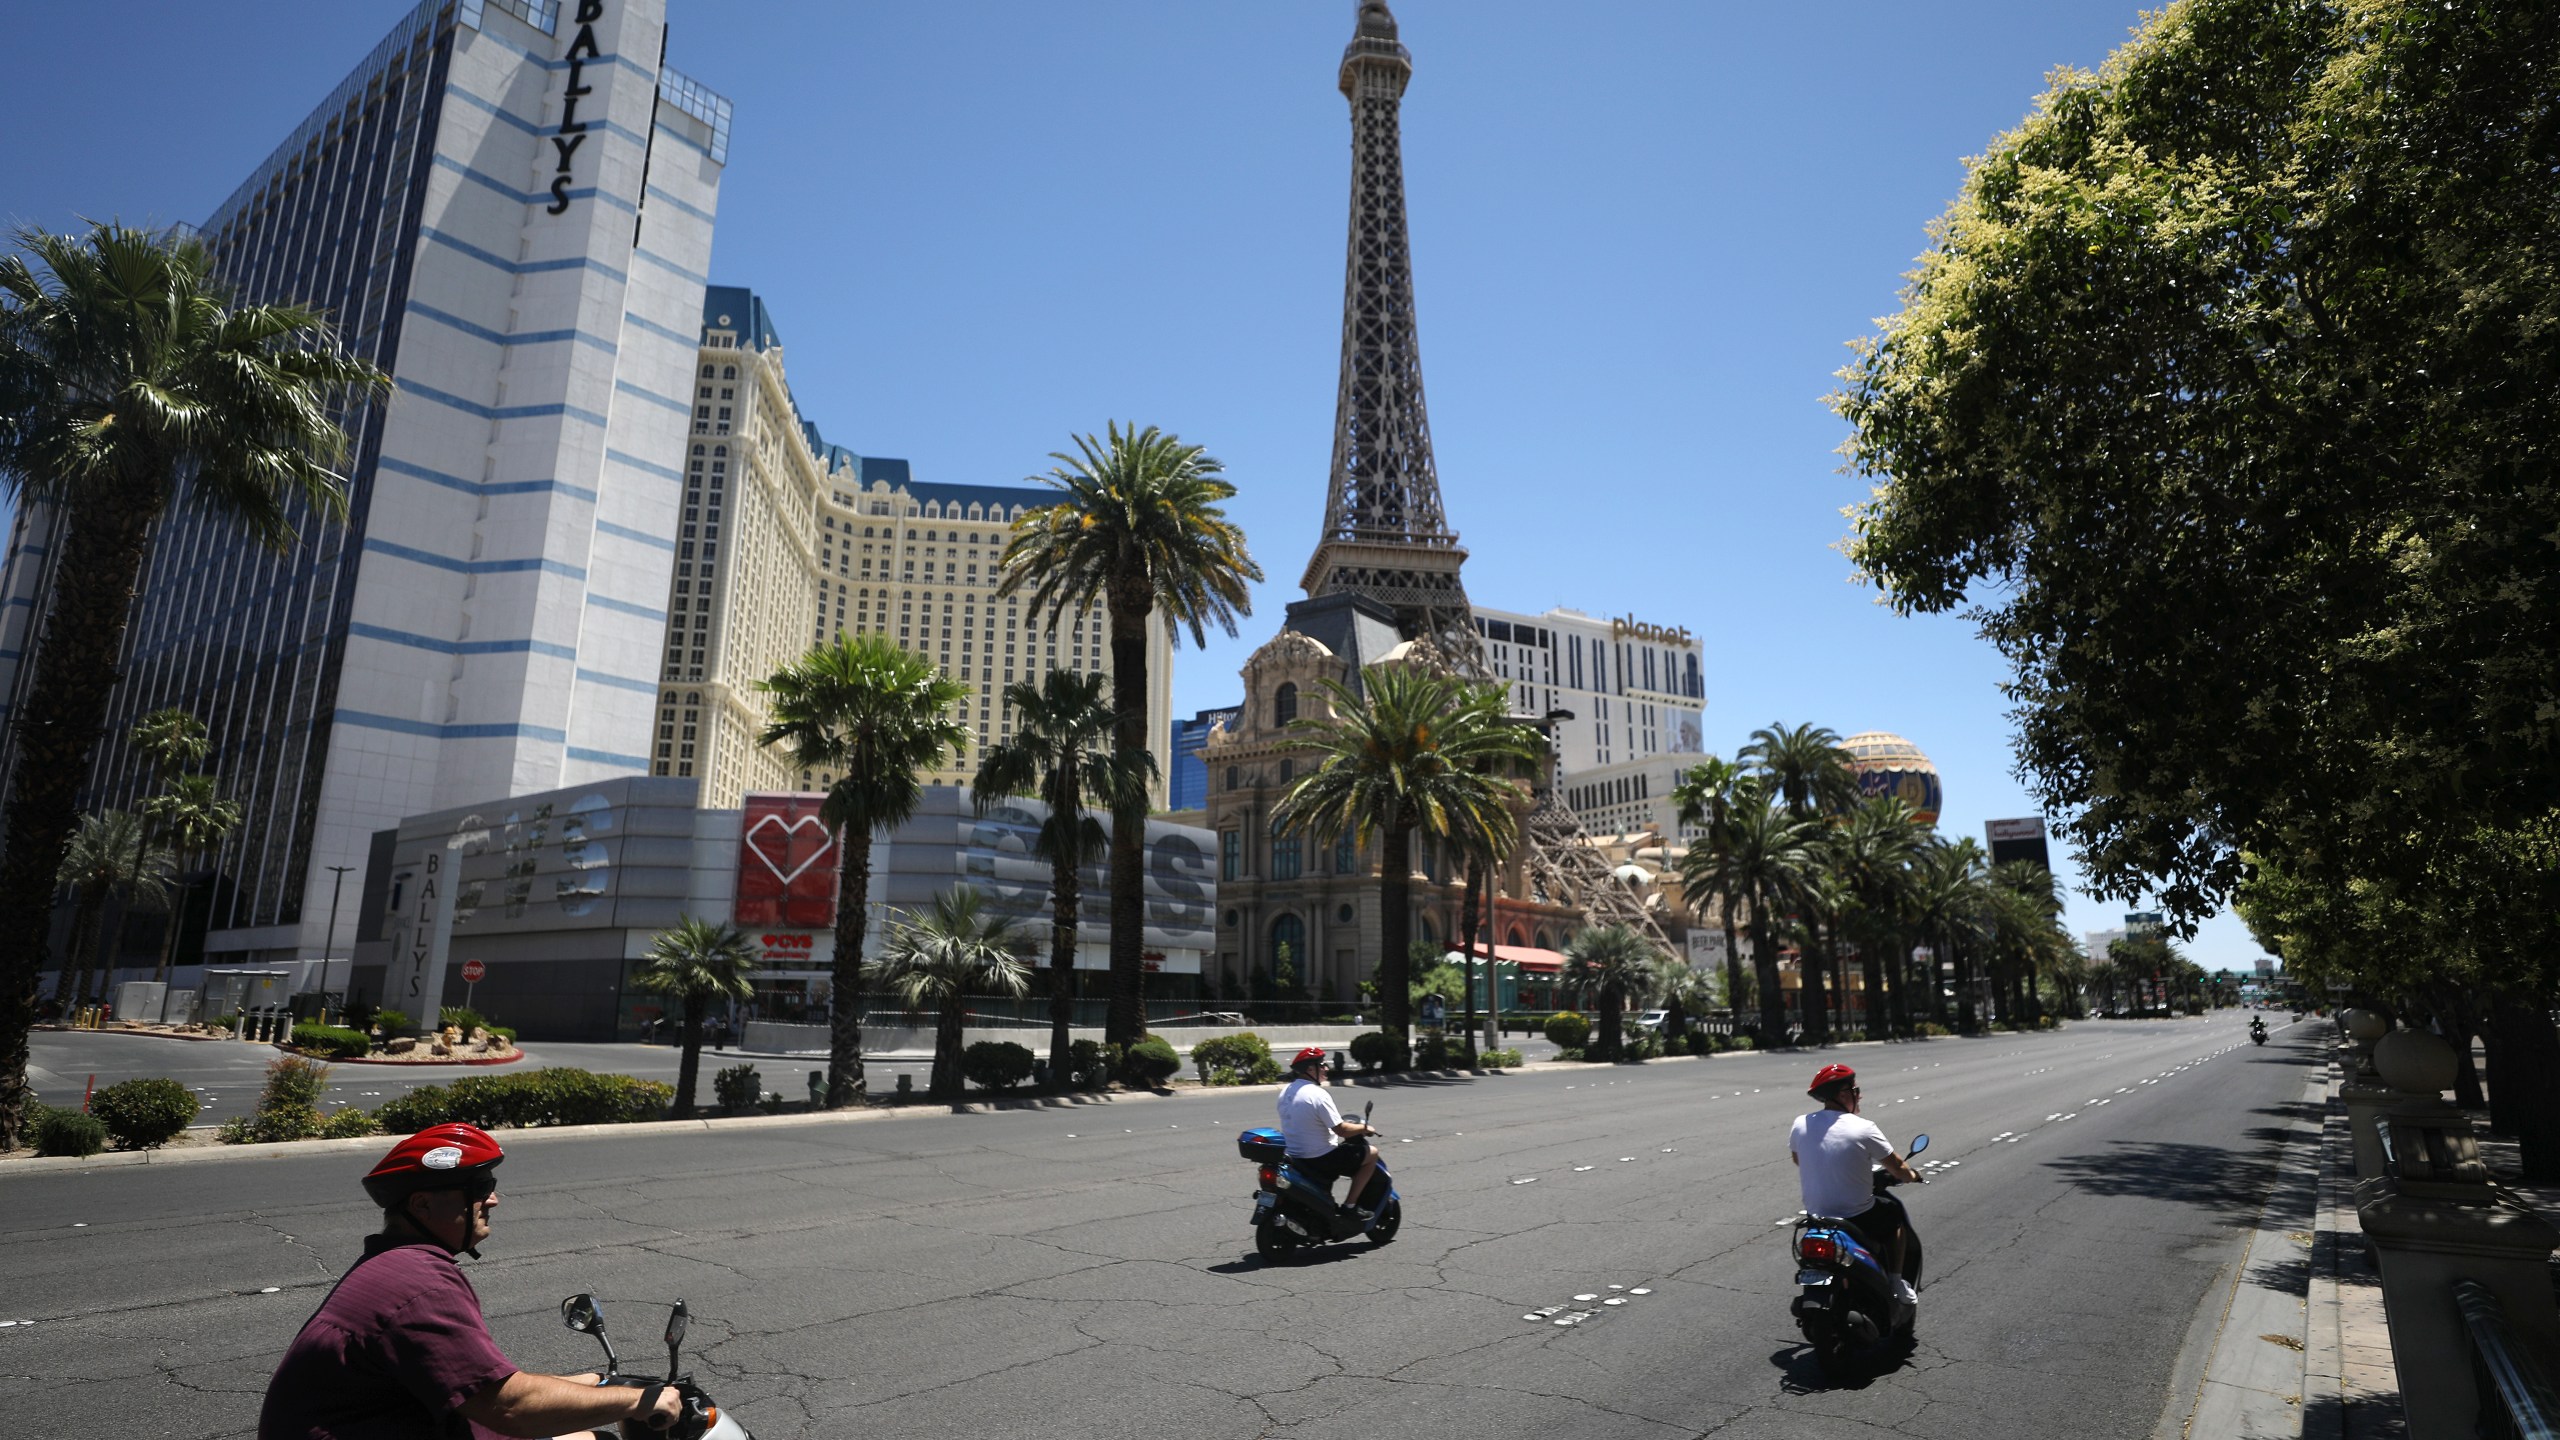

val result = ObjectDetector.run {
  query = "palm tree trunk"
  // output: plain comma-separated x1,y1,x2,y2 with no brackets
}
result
1104,589,1150,1050
675,998,704,1118
85,896,133,1009
1800,927,1830,1043
1750,896,1789,1042
52,889,104,1008
152,866,194,984
933,1003,966,1100
1458,861,1483,1061
0,489,159,1149
1378,824,1414,1068
1048,848,1078,1087
1954,930,1976,1032
824,830,875,1108
1721,907,1745,1034
1597,981,1623,1061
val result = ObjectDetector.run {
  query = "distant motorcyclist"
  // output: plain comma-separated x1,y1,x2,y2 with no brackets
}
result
1276,1045,1381,1220
259,1123,681,1439
1788,1064,1922,1304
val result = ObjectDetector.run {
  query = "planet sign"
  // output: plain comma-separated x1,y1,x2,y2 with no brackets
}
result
460,959,486,984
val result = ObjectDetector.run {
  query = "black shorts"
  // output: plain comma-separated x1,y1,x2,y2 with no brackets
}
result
1289,1137,1370,1181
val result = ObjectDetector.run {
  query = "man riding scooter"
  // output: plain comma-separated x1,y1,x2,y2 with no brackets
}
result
1276,1045,1382,1223
2251,1014,2268,1045
1788,1064,1923,1305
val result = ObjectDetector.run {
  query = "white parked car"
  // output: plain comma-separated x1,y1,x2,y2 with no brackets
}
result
1633,1010,1670,1033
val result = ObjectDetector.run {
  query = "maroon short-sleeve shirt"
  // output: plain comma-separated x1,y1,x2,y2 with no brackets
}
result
259,1236,518,1440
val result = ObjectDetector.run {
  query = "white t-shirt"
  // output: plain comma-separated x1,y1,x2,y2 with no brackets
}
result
1277,1077,1345,1158
1790,1108,1894,1219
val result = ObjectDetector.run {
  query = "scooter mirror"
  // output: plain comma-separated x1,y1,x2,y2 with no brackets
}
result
561,1294,604,1335
665,1300,690,1354
1907,1133,1930,1156
1362,1100,1374,1123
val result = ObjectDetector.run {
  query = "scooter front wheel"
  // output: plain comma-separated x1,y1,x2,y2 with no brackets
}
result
1366,1197,1402,1246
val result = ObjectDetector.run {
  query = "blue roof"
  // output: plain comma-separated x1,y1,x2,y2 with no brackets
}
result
700,286,779,350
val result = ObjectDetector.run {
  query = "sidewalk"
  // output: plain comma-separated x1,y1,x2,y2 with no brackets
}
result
2304,1060,2406,1439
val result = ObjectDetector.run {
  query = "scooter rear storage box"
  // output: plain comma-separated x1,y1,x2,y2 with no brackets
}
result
1238,1127,1287,1164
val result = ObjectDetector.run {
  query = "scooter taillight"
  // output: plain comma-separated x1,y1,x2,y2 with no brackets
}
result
1258,1165,1278,1188
1798,1235,1840,1265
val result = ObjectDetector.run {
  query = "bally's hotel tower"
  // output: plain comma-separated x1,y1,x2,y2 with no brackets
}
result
0,0,729,974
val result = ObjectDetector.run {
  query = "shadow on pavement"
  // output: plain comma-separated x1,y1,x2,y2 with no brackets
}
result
1768,1340,1913,1393
2041,1140,2279,1221
1205,1245,1373,1275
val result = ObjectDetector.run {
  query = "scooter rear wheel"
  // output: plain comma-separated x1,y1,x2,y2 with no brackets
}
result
1366,1197,1402,1246
1255,1223,1300,1262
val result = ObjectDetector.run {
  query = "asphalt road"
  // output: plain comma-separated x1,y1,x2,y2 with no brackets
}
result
26,1029,1565,1127
1,1015,2316,1440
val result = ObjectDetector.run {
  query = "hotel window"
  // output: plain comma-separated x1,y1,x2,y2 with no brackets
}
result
1221,830,1240,881
1334,832,1358,874
1273,682,1297,727
1271,821,1301,881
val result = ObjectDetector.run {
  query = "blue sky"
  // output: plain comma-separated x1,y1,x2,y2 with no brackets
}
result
0,1,2276,973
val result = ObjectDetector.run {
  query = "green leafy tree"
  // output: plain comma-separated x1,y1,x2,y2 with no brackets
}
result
0,224,384,1149
759,634,970,1108
141,772,239,983
1740,723,1860,820
1830,0,2560,1168
1562,923,1660,1061
995,423,1261,1048
874,886,1033,1101
632,917,760,1118
50,810,167,1010
1672,756,1752,1020
970,669,1151,1083
1277,665,1536,1069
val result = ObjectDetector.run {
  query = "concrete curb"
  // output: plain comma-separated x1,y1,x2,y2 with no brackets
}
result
2304,1058,2407,1439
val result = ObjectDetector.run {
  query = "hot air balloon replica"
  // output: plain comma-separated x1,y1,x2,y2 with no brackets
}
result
1840,732,1942,827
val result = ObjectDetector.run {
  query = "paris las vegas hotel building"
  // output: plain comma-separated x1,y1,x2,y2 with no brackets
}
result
0,0,1168,994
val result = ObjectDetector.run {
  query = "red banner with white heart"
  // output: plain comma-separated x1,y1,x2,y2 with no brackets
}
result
735,793,839,927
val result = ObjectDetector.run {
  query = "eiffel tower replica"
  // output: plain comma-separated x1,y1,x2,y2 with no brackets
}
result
1308,0,1675,954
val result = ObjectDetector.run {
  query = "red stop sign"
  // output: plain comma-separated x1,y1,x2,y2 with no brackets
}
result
460,959,486,984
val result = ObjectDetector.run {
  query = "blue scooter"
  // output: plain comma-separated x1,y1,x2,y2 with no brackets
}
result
1240,1100,1403,1260
1788,1132,1929,1380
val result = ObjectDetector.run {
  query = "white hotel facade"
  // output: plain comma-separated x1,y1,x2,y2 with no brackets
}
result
0,0,729,979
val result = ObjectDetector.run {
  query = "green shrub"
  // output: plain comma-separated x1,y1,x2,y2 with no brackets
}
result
341,999,377,1033
92,1077,200,1150
1729,1033,1757,1051
1913,1021,1952,1038
713,1063,763,1112
485,1025,517,1045
1348,1031,1394,1071
1190,1031,1275,1081
440,1006,488,1033
2037,1015,2059,1030
1544,1011,1591,1050
372,1008,413,1035
35,1109,107,1157
1478,1047,1524,1069
1116,1035,1180,1087
220,1107,322,1144
260,1056,333,1117
321,1108,382,1139
962,1041,1037,1092
1067,1039,1117,1089
1685,1031,1716,1056
1554,1045,1584,1062
290,1023,372,1060
1620,1030,1661,1061
371,1069,671,1132
1414,1030,1454,1068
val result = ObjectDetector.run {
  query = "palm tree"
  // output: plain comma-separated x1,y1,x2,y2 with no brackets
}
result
1740,722,1861,819
1671,755,1751,1022
995,424,1261,1048
759,634,971,1107
1800,860,1859,1039
130,708,210,782
50,811,168,1011
1563,923,1660,1060
1278,666,1536,1069
1722,796,1824,1041
1831,796,1926,1035
1990,861,2067,1023
1913,839,1992,1031
632,917,760,1118
141,773,240,983
971,669,1152,1084
0,224,384,1149
874,886,1033,1101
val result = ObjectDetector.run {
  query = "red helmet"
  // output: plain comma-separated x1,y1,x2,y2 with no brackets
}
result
1290,1046,1330,1072
364,1123,505,1208
1807,1063,1858,1098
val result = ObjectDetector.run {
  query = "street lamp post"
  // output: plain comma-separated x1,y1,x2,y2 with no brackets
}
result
321,864,354,1022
